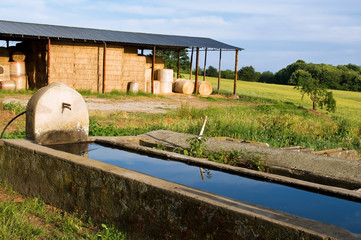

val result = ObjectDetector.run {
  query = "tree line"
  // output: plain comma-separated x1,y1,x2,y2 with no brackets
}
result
228,60,361,93
156,50,361,92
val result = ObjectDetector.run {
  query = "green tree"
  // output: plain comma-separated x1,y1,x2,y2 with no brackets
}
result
238,66,260,82
206,66,219,77
258,71,274,83
290,69,336,112
156,50,190,73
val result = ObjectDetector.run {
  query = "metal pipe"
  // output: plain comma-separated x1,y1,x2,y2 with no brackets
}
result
102,42,107,93
0,111,26,139
195,47,200,93
234,50,239,95
203,48,207,81
151,46,156,94
218,49,222,94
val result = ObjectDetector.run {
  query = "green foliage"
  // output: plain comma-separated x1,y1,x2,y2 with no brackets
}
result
156,49,190,73
290,69,336,112
2,101,26,114
238,66,261,82
272,60,361,92
186,136,208,158
0,182,125,239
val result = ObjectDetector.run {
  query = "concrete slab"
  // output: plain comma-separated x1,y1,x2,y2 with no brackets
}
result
137,130,361,189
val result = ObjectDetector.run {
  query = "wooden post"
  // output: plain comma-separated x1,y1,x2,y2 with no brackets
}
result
102,42,107,93
189,47,194,80
177,50,180,78
6,40,9,48
151,46,156,94
218,49,222,94
233,50,239,95
47,38,51,85
195,47,200,93
203,48,207,81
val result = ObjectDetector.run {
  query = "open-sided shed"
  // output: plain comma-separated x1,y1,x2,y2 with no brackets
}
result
0,20,243,94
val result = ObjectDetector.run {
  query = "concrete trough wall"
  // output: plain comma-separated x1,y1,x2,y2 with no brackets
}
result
0,139,359,240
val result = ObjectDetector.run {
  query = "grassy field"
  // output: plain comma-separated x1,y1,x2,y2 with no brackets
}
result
188,74,361,124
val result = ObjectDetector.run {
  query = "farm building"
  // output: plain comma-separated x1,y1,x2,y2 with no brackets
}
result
0,20,243,94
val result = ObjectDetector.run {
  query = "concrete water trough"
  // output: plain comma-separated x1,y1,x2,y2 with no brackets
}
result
1,83,361,239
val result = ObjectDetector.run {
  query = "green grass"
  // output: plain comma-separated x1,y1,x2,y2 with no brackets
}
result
0,182,125,240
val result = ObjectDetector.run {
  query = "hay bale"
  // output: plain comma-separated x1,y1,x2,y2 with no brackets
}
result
12,51,26,62
0,80,16,90
157,69,173,82
160,82,173,94
0,47,9,64
173,79,194,95
10,75,27,90
195,81,213,96
10,62,26,76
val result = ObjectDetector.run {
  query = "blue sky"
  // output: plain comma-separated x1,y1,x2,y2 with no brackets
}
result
0,0,360,72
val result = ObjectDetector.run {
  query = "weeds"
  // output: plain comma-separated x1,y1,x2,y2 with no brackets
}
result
0,182,125,239
2,101,26,115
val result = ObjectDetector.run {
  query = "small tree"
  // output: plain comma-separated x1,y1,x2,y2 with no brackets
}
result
290,69,336,112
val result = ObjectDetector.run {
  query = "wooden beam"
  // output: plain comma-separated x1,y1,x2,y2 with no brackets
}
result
177,50,180,78
189,47,194,80
47,39,51,85
195,47,200,93
233,50,239,95
151,46,156,94
102,42,107,93
203,48,207,81
218,49,222,94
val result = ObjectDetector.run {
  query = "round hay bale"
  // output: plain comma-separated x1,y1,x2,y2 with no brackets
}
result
0,80,16,91
12,51,26,62
10,62,26,76
160,82,173,94
173,79,194,95
0,47,10,64
157,69,174,82
196,81,213,96
10,75,27,90
127,82,139,93
0,47,9,58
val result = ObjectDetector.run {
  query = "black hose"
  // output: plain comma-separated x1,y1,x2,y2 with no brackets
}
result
0,111,26,139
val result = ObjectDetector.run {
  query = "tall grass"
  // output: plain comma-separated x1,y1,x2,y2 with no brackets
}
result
89,102,361,152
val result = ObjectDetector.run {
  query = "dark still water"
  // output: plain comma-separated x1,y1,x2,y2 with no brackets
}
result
51,143,361,234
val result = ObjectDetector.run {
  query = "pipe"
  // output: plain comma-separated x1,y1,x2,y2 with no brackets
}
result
0,111,26,139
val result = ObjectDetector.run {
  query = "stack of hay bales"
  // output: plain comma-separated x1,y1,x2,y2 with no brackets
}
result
0,47,14,90
10,51,27,90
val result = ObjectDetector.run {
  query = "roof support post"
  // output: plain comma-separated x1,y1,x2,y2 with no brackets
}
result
151,45,156,94
218,49,222,94
203,48,207,81
233,49,239,95
6,40,9,48
189,47,194,80
177,50,180,79
47,38,51,85
195,47,200,94
102,42,107,93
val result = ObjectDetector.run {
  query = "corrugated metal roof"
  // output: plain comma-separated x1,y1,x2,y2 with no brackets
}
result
0,20,243,50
